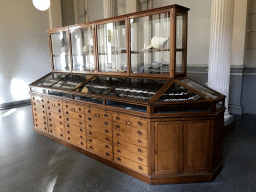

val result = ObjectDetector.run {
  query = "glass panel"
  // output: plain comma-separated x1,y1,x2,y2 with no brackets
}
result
176,14,184,74
155,104,211,113
158,82,203,102
106,100,147,113
74,95,104,104
33,73,68,87
70,26,95,72
48,90,72,98
179,78,220,99
97,20,127,73
51,74,88,90
31,87,47,94
109,78,167,101
51,31,71,71
76,76,125,95
130,13,170,74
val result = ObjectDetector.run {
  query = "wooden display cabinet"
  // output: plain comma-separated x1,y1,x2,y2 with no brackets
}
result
30,4,225,184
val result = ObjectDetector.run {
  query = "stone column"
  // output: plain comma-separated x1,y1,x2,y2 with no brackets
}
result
103,0,117,19
208,0,235,119
118,0,126,15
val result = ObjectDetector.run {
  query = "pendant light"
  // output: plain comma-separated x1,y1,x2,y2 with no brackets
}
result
32,0,50,11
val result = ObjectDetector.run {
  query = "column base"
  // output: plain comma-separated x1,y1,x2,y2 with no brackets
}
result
224,114,235,136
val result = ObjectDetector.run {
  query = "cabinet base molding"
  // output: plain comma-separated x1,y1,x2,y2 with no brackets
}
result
34,127,223,185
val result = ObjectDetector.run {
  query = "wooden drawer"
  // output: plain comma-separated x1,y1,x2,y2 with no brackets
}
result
66,129,86,148
114,154,148,175
113,130,147,148
33,112,47,121
113,139,147,157
46,99,63,108
114,146,148,166
87,143,113,160
86,130,112,144
113,122,147,139
86,122,112,136
49,129,66,139
32,102,47,109
113,114,147,130
63,102,88,114
87,115,112,128
86,107,112,121
48,113,64,122
47,106,63,114
87,137,113,151
64,110,85,121
33,106,47,115
48,121,65,131
34,118,48,127
34,123,48,132
65,123,85,134
64,117,85,128
31,95,45,104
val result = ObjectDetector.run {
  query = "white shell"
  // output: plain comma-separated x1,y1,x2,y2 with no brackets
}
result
151,36,169,49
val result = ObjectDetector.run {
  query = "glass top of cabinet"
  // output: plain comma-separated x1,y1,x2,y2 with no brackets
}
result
51,74,89,90
50,30,71,71
76,76,125,95
97,20,127,73
109,78,167,101
32,73,68,87
130,13,170,75
70,26,95,72
157,82,204,102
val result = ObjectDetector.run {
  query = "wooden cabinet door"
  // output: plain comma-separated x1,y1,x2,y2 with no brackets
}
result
155,121,182,175
183,120,211,173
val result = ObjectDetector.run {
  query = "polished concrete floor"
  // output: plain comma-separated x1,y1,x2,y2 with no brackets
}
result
0,105,255,192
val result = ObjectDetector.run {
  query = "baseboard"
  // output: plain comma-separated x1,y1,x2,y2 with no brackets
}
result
0,99,31,110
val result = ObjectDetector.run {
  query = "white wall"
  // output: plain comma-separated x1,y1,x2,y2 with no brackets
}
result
0,0,51,104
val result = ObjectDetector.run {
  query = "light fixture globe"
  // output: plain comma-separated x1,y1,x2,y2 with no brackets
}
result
33,0,50,11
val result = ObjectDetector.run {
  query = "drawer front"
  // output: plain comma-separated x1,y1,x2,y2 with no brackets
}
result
113,122,147,139
114,154,148,175
48,115,64,123
87,115,112,128
46,99,63,108
87,130,112,144
113,130,147,148
114,147,148,166
33,112,47,121
64,110,85,121
48,112,64,120
113,114,147,130
49,129,66,139
34,119,48,127
64,117,85,128
86,107,112,121
66,129,86,147
48,121,65,131
32,102,47,109
87,138,113,151
63,102,88,113
86,122,112,136
87,144,113,160
34,123,48,132
47,106,63,114
65,123,85,134
113,139,147,157
31,95,45,104
33,107,47,115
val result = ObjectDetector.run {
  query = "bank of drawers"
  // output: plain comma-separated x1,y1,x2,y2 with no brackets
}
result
64,101,87,148
31,94,48,133
113,113,148,174
86,107,113,160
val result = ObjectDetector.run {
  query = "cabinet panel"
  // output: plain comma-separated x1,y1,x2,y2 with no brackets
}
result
155,122,182,175
183,120,211,173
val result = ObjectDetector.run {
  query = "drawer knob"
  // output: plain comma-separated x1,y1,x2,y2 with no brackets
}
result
50,130,53,133
33,97,35,100
60,134,63,137
138,121,142,126
44,127,47,131
60,122,62,125
59,116,62,119
36,124,38,127
43,111,45,114
117,157,121,162
79,122,82,125
88,124,92,128
116,125,120,129
90,146,93,150
106,152,110,157
88,110,91,114
95,114,100,118
116,116,120,121
58,103,61,106
116,133,121,137
104,114,108,118
105,137,109,142
79,115,82,118
49,124,52,127
117,141,121,145
41,99,44,102
35,119,37,121
35,113,37,116
88,117,91,121
66,111,69,115
138,131,142,136
48,107,50,110
104,122,108,126
89,132,92,136
138,148,142,153
58,109,61,113
34,108,36,111
44,122,46,125
89,139,92,143
65,105,68,108
138,157,143,162
67,124,70,128
105,145,109,149
78,108,82,111
49,118,52,121
42,105,45,108
34,103,36,106
117,149,121,154
105,129,109,134
80,129,83,133
80,136,83,139
139,166,143,171
66,118,69,121
80,142,84,146
138,140,142,144
47,101,49,104
68,137,70,140
43,116,46,119
67,131,70,134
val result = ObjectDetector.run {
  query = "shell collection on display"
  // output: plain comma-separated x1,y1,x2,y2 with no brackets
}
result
142,36,169,50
